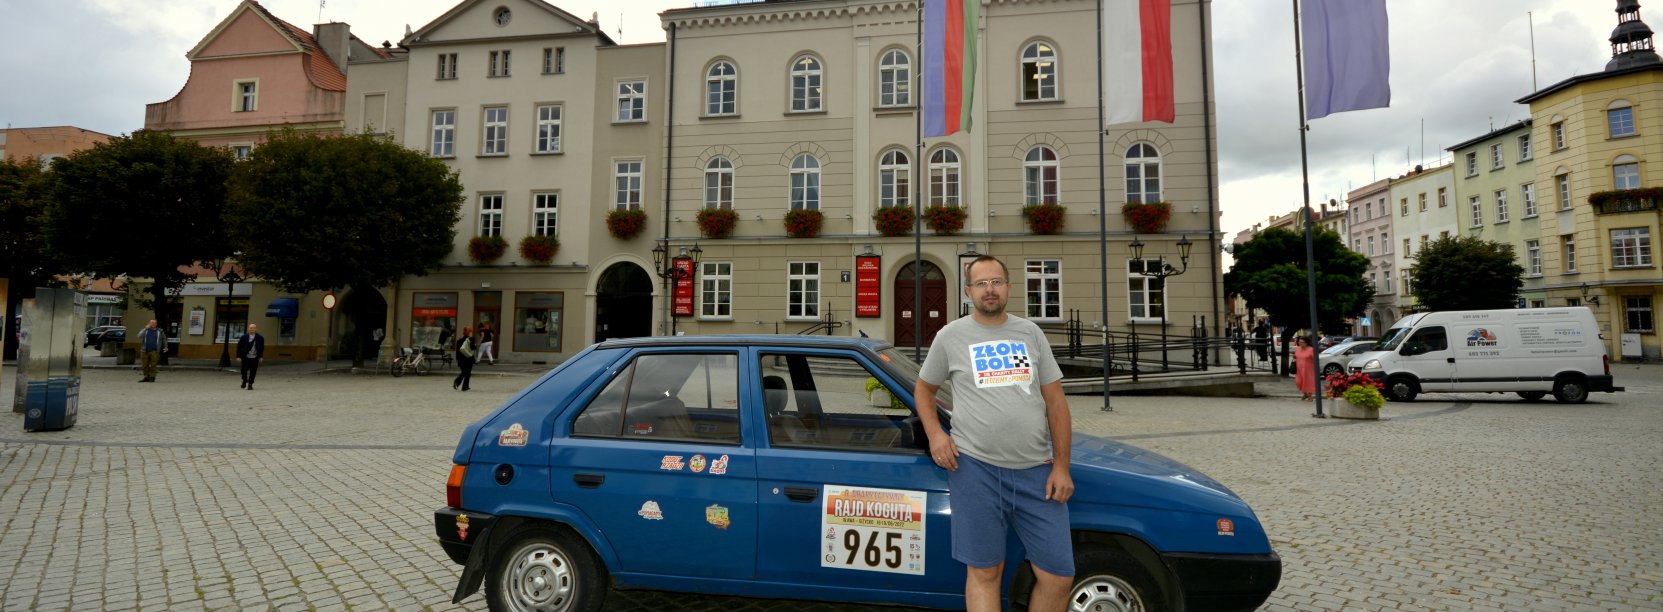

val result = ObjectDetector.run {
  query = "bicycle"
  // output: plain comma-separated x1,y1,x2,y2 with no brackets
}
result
390,347,431,377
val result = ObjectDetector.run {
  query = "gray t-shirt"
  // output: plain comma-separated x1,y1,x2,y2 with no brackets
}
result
918,314,1063,469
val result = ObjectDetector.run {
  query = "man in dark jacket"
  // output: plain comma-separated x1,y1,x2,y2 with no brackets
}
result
1252,320,1271,361
236,323,266,390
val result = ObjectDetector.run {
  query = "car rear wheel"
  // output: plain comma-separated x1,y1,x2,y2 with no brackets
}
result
1066,546,1166,612
486,524,604,612
1552,378,1589,404
1385,376,1418,402
1516,391,1547,401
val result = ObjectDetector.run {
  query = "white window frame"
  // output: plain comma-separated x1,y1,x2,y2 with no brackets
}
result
706,60,738,116
787,261,821,320
1403,238,1411,257
1125,143,1161,204
1526,240,1542,276
1552,121,1566,150
534,104,562,154
1518,134,1533,160
437,53,457,80
1419,193,1427,212
478,194,503,237
616,80,646,122
1367,235,1375,256
1468,196,1483,227
1400,198,1408,216
704,157,734,210
1557,173,1573,210
1127,259,1166,322
1611,228,1653,267
878,149,910,208
790,55,823,112
430,109,456,157
231,145,252,160
1625,296,1655,333
532,192,558,237
489,50,511,77
1381,230,1391,254
1609,105,1636,138
878,49,912,107
482,106,509,155
1465,151,1478,176
1495,189,1509,223
1025,260,1063,321
614,160,643,211
929,147,962,207
1438,187,1447,208
1024,146,1059,205
1402,270,1412,296
789,154,820,211
542,48,555,74
1522,183,1538,217
1020,41,1059,101
700,262,733,319
1563,235,1578,273
1490,143,1504,170
1613,162,1641,190
235,80,258,112
1384,272,1394,294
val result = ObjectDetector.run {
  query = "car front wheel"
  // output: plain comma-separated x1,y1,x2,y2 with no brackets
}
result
1322,364,1343,377
1066,545,1166,612
1385,376,1418,402
486,524,605,612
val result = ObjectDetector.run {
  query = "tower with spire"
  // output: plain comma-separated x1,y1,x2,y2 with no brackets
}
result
1608,0,1663,70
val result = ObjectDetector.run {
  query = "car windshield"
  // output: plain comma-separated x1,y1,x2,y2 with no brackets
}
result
875,347,954,412
1375,326,1412,351
1320,343,1353,356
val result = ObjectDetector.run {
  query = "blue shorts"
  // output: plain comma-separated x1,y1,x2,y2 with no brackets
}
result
948,454,1074,576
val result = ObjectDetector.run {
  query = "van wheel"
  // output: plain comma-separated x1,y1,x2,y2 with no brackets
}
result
1516,391,1547,401
1323,364,1343,377
1385,377,1418,402
1552,378,1589,404
1064,545,1167,612
486,524,606,612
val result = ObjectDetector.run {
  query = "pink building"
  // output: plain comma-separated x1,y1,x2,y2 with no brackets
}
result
0,126,111,166
144,0,387,153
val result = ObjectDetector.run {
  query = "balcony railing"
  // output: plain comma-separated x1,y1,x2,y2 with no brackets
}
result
1588,188,1662,215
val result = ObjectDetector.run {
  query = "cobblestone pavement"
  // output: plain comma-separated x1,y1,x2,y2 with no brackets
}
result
1,361,1659,611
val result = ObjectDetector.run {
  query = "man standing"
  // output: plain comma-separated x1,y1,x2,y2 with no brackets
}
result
1252,319,1271,361
136,319,167,382
236,323,265,390
478,322,496,365
914,255,1074,612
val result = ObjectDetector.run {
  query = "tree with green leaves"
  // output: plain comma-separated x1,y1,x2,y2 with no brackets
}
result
1,158,65,359
45,130,236,364
1408,235,1524,311
226,130,463,366
1224,227,1375,370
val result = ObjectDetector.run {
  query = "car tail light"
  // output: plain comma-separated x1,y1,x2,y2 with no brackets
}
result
1603,354,1610,376
447,465,466,508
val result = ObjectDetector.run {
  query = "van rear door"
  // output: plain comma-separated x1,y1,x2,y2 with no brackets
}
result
1396,325,1455,391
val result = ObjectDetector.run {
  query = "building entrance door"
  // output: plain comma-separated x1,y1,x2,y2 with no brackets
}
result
893,261,947,347
596,263,653,342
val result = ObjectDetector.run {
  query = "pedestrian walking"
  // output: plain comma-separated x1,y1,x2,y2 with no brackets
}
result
136,319,167,382
914,255,1074,612
478,323,496,365
1252,319,1271,361
453,327,476,391
1293,335,1317,401
236,323,265,390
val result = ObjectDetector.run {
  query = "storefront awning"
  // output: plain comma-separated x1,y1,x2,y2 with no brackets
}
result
265,298,299,318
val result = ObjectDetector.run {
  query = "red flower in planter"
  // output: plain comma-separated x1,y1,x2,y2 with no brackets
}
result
467,235,507,263
923,205,967,235
518,235,560,264
873,206,915,237
607,209,648,240
784,209,824,238
696,208,739,239
1121,201,1172,234
1022,203,1067,235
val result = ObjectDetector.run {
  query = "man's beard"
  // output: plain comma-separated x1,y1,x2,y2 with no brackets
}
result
974,294,1006,317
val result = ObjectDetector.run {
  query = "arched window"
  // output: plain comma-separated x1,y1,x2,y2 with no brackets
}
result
1021,42,1059,101
878,149,910,208
1125,143,1161,204
790,154,821,210
704,157,734,210
706,60,737,116
929,147,962,207
879,49,911,107
1613,154,1641,190
1024,146,1059,205
791,55,823,112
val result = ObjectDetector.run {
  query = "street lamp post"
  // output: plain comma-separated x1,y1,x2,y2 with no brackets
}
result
215,261,244,368
1128,235,1193,372
653,242,702,337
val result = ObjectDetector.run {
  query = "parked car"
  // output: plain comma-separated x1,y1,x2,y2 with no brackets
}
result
1315,335,1349,350
1319,340,1378,376
84,325,122,347
435,336,1281,611
89,327,125,350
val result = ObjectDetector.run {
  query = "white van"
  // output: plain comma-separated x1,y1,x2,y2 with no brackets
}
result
1347,307,1622,403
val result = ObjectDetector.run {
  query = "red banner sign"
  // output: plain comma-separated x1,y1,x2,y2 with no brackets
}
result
855,255,882,317
672,258,696,317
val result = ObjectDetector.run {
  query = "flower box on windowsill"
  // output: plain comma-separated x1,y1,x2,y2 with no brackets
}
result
607,209,648,240
1122,201,1172,234
873,206,915,237
518,235,560,264
696,208,739,239
468,236,508,264
784,209,824,238
1022,203,1067,235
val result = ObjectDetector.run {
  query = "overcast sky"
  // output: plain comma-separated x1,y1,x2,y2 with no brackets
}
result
0,0,1619,238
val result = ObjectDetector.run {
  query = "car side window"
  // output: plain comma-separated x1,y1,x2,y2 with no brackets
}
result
572,353,741,444
1402,326,1448,355
760,352,926,454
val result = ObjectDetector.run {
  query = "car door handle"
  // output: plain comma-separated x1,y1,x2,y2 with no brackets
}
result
1447,358,1455,363
783,486,818,502
573,473,605,488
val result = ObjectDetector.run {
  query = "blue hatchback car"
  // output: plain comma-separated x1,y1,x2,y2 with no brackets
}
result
435,336,1280,611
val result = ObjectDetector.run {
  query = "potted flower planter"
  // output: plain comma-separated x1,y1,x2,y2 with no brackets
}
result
873,206,915,237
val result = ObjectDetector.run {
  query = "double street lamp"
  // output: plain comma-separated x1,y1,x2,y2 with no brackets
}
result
1128,235,1193,372
652,242,702,336
214,260,244,368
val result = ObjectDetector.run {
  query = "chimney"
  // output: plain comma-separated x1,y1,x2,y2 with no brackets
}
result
314,23,351,75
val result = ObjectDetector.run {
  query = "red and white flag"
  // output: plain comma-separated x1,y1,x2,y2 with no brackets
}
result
1104,0,1174,126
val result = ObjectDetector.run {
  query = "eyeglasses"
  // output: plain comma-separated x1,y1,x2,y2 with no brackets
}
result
968,279,1009,290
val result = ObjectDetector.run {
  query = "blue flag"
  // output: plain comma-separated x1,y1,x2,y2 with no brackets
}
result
1303,0,1390,120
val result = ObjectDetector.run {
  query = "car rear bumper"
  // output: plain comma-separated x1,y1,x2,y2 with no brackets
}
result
1163,551,1281,611
434,507,497,565
1588,375,1623,393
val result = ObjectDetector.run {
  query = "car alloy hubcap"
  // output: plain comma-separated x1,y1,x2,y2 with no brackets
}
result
506,543,575,612
1069,575,1143,612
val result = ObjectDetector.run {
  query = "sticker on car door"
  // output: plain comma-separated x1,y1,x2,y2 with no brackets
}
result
820,484,927,575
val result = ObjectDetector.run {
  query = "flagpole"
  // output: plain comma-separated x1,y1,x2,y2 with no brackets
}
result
1096,0,1112,411
914,0,925,362
1292,0,1325,418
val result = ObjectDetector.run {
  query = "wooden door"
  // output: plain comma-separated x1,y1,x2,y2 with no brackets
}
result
893,261,948,347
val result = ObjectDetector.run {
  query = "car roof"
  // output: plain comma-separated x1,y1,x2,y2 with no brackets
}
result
595,334,896,352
